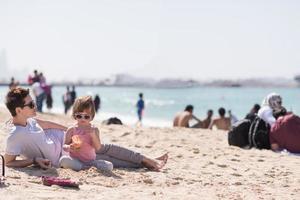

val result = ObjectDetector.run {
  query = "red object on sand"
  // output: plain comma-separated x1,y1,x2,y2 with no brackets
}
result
42,176,79,188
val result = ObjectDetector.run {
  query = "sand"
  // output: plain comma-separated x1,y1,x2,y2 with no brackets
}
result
0,107,299,200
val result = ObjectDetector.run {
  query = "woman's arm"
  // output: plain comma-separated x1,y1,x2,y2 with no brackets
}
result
90,127,102,151
4,154,51,169
36,119,67,131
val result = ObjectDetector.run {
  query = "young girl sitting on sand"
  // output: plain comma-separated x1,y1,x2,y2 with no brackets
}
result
59,96,113,171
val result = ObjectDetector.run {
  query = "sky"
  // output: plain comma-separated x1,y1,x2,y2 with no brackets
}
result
0,0,300,82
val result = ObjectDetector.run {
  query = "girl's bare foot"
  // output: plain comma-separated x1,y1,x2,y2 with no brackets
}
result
141,153,168,171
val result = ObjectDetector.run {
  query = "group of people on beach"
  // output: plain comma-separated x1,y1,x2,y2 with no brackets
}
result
173,105,233,130
2,82,300,176
27,70,53,112
3,87,168,172
172,93,300,154
62,86,101,115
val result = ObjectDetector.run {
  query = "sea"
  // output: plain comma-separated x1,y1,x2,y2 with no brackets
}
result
0,86,299,127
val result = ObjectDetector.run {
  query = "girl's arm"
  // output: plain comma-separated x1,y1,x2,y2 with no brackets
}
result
36,118,67,131
90,127,102,151
63,127,73,152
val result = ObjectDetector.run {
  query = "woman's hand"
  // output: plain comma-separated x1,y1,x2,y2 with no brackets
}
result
35,158,51,169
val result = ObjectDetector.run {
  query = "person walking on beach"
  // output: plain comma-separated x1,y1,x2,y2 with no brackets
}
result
31,70,40,84
59,96,113,171
94,94,101,113
70,85,77,105
136,93,145,125
63,86,72,114
4,87,168,171
209,107,231,130
9,77,19,90
32,81,45,112
173,105,202,128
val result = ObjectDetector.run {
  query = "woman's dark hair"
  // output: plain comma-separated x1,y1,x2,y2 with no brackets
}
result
6,88,29,116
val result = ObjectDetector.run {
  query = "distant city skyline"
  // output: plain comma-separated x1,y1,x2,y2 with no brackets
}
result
0,0,300,82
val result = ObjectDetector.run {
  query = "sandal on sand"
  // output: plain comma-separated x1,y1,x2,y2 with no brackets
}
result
42,176,79,188
0,155,5,185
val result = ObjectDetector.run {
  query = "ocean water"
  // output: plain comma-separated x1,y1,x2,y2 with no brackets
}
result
0,86,299,127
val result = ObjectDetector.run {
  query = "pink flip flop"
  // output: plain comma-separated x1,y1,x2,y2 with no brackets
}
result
42,176,79,188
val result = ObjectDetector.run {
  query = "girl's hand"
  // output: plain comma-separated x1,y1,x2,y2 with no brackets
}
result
70,143,81,151
63,144,71,152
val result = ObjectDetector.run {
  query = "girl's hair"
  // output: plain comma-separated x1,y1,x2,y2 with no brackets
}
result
72,96,96,119
6,87,29,116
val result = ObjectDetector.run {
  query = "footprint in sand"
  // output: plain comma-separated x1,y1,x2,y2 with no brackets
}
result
217,164,227,168
143,178,154,184
230,158,240,162
176,154,183,158
174,177,184,181
231,173,242,177
193,149,200,154
121,132,131,137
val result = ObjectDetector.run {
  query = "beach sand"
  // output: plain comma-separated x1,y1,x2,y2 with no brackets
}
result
0,107,299,199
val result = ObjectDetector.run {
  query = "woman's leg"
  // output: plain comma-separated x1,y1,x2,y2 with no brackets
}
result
96,144,168,170
96,144,143,168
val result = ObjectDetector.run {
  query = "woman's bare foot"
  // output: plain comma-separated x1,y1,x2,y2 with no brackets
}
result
141,153,168,171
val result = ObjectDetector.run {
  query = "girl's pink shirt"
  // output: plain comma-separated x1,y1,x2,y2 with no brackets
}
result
69,126,96,162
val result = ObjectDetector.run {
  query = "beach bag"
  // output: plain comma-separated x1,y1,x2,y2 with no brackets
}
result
0,155,5,185
103,117,123,125
228,119,251,148
248,116,271,149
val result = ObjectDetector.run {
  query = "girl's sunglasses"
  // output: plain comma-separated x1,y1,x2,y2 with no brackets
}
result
75,113,91,120
22,101,35,109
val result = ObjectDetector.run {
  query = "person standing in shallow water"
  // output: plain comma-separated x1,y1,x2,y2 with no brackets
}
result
70,85,77,106
136,93,145,125
94,94,101,113
63,86,72,114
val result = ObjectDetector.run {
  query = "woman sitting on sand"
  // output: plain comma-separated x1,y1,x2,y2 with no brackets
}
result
257,93,284,126
4,87,168,171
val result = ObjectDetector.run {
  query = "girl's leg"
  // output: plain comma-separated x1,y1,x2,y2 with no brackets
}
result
59,155,83,171
92,160,113,171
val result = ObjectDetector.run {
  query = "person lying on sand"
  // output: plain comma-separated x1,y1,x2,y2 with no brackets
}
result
4,87,168,172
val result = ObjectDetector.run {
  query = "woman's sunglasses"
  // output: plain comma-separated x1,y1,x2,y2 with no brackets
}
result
22,101,35,109
75,113,91,120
